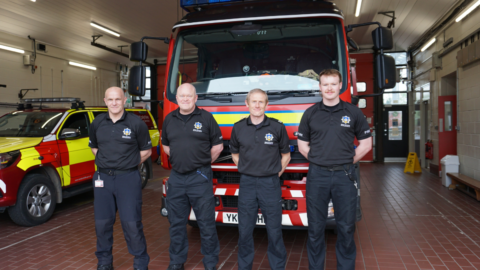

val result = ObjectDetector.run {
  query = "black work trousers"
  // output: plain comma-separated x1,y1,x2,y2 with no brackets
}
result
93,170,149,270
306,164,357,270
238,174,287,270
166,165,219,268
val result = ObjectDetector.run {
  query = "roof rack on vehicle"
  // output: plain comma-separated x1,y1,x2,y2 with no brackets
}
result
18,97,85,110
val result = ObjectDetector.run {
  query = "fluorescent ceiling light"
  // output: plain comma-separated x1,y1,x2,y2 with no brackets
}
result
421,38,436,52
0,45,24,54
456,0,480,22
69,61,97,70
355,0,362,17
31,0,36,2
90,22,120,37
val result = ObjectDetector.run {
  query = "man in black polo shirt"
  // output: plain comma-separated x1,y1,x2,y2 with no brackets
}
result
161,83,223,270
230,88,290,270
89,87,152,270
297,69,372,270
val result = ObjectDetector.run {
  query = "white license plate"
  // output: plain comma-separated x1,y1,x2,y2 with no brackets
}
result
222,212,265,225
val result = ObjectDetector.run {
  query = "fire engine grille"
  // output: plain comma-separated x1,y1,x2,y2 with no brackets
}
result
221,196,238,208
215,172,241,184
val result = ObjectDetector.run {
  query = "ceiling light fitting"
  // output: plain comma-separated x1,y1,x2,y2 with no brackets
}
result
0,44,25,54
421,38,436,52
355,0,362,17
456,0,480,22
90,22,120,37
69,61,97,70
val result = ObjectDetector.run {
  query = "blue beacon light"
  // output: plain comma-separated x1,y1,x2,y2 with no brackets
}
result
181,0,245,8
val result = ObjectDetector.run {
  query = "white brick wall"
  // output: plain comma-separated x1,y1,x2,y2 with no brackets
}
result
413,4,480,181
0,32,119,116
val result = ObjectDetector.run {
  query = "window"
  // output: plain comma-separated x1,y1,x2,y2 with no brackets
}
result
383,52,408,105
351,82,367,94
388,111,402,140
60,113,89,138
167,19,347,98
145,66,151,100
358,98,366,108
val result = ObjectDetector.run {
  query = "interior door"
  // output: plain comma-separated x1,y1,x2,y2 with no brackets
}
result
438,96,457,171
382,106,409,158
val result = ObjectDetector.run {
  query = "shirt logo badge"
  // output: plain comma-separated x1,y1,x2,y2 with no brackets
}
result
122,128,132,139
341,116,351,128
265,133,274,145
193,122,203,132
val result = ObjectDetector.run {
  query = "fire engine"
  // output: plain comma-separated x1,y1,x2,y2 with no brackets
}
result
128,0,395,229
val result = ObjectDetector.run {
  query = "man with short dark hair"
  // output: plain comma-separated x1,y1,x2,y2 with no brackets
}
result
230,88,290,270
298,69,372,270
89,86,151,270
162,83,223,270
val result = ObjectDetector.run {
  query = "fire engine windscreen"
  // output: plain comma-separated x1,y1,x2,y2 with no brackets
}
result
168,19,346,97
0,112,63,137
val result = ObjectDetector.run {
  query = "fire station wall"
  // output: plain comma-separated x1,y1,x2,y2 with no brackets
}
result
0,32,119,116
413,6,480,181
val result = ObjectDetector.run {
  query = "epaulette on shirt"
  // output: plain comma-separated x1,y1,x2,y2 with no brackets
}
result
269,117,284,124
235,117,248,124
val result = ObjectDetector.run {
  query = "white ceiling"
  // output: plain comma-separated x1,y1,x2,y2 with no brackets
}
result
0,0,460,64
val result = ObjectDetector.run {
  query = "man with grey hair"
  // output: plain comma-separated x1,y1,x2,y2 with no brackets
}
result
162,83,223,270
89,87,151,270
230,88,291,270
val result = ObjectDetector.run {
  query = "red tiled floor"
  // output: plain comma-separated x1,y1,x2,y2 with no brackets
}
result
2,163,480,270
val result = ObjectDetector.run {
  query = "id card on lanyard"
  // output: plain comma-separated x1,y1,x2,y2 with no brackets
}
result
95,171,104,188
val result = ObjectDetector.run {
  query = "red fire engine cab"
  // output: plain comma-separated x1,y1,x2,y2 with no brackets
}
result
128,0,395,229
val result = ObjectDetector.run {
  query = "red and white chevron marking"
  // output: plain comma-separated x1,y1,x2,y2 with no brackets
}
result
188,209,309,227
214,187,305,198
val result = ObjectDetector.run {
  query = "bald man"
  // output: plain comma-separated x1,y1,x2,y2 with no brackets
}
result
161,83,223,270
89,87,151,270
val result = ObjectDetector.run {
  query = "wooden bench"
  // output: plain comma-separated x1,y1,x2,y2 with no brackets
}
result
447,173,480,201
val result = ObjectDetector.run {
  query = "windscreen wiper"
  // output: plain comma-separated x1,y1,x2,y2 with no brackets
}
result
266,90,319,96
197,91,249,97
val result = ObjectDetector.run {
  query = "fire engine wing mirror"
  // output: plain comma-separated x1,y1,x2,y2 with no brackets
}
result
128,37,169,96
347,36,359,51
230,23,262,36
130,41,148,62
59,128,81,140
128,66,146,96
375,54,396,89
372,27,393,50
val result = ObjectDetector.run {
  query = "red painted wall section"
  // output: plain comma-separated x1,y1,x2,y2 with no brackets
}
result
157,65,166,129
350,53,374,161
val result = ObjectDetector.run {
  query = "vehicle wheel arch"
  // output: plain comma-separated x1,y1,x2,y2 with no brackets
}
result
24,165,63,204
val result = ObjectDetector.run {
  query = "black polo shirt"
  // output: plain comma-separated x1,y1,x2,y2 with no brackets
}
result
89,110,152,170
230,116,290,177
161,106,223,173
298,100,371,166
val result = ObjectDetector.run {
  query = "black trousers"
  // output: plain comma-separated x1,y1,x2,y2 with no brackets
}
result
93,170,149,270
237,174,287,270
166,165,219,268
306,164,358,270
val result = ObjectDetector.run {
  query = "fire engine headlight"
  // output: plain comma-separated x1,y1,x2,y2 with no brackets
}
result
215,196,220,207
0,151,19,170
160,207,168,217
327,200,334,218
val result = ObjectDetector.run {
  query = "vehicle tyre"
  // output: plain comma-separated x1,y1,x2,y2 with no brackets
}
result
139,161,149,189
8,174,57,227
188,220,199,228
